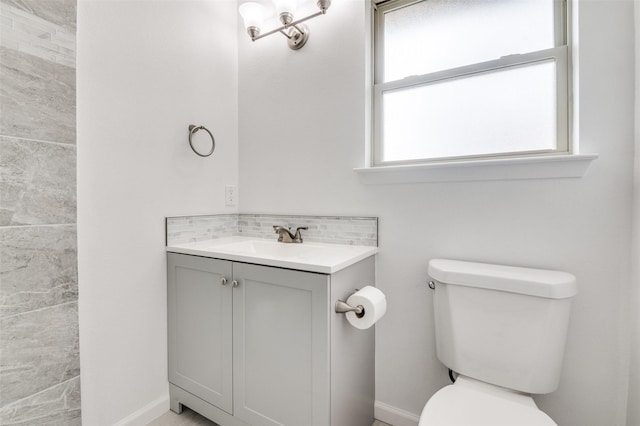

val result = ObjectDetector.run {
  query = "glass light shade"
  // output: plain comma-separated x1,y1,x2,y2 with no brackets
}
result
239,2,265,29
273,0,298,16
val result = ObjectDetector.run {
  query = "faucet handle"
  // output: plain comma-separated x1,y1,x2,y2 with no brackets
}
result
293,226,308,243
273,225,294,243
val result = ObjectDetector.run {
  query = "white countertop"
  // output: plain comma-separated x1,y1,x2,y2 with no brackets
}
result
166,236,378,274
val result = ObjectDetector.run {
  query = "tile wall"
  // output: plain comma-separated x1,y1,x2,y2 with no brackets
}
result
166,214,238,246
237,214,378,246
166,214,378,247
0,0,80,424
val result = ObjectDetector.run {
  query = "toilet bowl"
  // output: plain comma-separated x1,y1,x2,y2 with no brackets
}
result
419,376,556,426
420,259,577,426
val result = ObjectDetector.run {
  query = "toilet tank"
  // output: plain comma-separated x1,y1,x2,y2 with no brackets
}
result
428,259,577,395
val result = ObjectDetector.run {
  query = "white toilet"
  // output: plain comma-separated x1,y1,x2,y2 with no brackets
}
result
420,259,578,426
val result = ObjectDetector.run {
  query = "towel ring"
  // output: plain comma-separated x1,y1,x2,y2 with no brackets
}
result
188,124,215,157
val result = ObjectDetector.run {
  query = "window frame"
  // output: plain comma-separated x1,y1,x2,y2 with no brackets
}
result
372,0,571,167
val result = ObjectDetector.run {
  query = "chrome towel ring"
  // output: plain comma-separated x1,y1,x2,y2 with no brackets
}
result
188,124,215,157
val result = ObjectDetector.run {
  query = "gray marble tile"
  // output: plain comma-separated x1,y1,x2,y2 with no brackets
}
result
0,46,75,144
166,214,378,246
0,1,76,67
0,225,77,318
166,214,238,245
0,136,76,226
0,375,81,425
0,302,80,406
237,214,378,246
0,0,76,32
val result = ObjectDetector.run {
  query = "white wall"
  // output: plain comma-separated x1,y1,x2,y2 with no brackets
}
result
238,1,636,425
76,0,636,424
77,1,238,424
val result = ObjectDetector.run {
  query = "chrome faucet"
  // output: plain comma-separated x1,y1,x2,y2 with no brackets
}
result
273,225,308,243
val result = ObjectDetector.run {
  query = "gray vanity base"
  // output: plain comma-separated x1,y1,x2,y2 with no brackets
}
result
170,383,249,426
168,254,375,426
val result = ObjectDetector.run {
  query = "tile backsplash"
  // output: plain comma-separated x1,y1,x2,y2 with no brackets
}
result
166,214,378,247
166,214,238,245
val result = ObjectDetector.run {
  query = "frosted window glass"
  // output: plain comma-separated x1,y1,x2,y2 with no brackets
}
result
382,61,557,162
384,0,556,81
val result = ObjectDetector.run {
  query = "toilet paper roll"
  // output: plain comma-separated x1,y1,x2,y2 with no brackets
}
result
345,286,387,330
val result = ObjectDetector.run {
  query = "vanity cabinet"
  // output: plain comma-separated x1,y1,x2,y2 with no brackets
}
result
167,252,375,426
167,255,233,414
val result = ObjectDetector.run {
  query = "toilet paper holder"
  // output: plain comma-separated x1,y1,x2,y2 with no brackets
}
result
335,299,365,318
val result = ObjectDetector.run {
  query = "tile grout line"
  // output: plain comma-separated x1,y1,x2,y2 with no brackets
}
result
0,374,80,410
0,134,77,148
0,223,77,230
0,300,78,321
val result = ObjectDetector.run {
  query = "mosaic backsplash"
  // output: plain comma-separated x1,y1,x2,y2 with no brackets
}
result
166,214,378,247
166,214,238,245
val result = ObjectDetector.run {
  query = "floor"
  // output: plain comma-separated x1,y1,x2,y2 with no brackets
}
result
148,407,393,426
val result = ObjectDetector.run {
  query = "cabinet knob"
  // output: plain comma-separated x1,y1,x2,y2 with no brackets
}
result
232,280,239,288
221,277,228,286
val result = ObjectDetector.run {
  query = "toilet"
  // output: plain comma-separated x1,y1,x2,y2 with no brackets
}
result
420,259,578,426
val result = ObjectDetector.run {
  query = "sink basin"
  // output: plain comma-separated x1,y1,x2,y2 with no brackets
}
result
215,239,337,258
166,237,378,273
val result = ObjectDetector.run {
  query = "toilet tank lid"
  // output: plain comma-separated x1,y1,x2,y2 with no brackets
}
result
428,259,577,299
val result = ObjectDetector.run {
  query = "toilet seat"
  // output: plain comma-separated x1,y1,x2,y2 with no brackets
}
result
419,376,557,426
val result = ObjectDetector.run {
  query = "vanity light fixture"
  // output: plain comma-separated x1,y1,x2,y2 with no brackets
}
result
238,0,331,50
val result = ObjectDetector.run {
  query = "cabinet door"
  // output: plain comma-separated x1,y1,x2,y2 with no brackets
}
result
232,263,330,426
167,253,233,414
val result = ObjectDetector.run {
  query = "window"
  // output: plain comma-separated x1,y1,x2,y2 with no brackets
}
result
372,0,569,166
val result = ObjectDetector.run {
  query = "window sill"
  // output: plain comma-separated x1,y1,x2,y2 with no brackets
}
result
354,154,598,184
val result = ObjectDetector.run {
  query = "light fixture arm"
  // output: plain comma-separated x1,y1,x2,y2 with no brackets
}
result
249,9,323,42
239,0,331,50
278,29,293,40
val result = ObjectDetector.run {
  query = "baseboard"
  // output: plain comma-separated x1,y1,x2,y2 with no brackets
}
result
374,400,420,426
111,394,416,426
113,394,170,426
